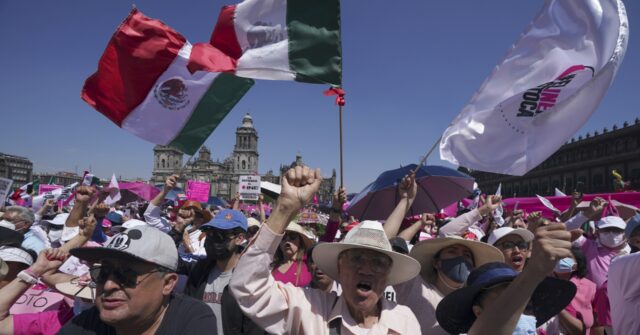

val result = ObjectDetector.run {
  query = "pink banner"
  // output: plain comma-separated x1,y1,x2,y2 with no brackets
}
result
186,180,210,203
10,288,73,314
39,184,62,195
443,192,640,219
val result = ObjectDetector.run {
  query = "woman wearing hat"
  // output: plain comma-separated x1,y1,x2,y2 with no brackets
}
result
383,173,505,334
271,221,314,287
230,166,423,334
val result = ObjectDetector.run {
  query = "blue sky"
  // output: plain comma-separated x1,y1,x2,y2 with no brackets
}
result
0,1,638,194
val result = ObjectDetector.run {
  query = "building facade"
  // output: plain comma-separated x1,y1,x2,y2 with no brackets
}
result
0,153,33,187
279,155,337,204
151,114,260,200
150,114,337,203
32,172,83,186
468,118,640,197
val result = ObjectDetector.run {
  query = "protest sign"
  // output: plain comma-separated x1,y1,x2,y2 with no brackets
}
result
39,184,63,195
239,175,261,201
186,180,210,202
0,177,12,205
9,288,72,314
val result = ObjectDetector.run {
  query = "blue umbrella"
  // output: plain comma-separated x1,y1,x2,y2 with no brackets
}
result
347,164,474,221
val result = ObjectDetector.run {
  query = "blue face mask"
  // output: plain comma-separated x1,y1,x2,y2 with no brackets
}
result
439,256,472,283
554,257,576,274
513,314,537,335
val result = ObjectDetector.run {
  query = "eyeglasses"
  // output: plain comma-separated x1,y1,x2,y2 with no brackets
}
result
89,265,164,288
205,229,237,242
497,241,530,251
341,251,392,274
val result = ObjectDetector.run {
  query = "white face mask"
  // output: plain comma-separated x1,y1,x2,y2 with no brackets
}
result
599,231,626,248
0,220,16,230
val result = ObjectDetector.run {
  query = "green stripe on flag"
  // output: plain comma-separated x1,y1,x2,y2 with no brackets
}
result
168,74,254,155
287,0,342,86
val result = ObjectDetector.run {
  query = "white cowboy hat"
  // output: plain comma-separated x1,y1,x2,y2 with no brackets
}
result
409,235,504,284
312,220,420,286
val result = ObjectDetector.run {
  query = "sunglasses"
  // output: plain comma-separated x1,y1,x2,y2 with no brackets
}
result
89,265,164,288
497,241,530,251
205,229,238,242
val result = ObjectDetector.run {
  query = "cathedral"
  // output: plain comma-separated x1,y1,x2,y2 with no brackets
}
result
151,113,259,200
151,114,336,203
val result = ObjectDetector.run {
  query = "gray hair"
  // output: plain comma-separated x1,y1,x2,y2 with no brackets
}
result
5,206,35,224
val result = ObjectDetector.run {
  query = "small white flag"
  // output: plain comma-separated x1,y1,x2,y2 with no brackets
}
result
536,194,561,215
440,0,628,175
104,174,122,206
494,183,505,226
554,188,567,197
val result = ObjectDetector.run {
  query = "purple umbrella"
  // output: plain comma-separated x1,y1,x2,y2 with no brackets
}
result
347,164,474,221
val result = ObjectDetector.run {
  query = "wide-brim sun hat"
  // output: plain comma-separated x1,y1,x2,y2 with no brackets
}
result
409,235,505,284
181,200,213,222
313,220,420,286
487,227,534,246
436,262,577,334
285,221,315,249
0,226,23,247
56,279,96,301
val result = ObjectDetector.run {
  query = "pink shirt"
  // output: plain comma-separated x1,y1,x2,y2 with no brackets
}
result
272,258,312,287
608,252,640,335
565,277,597,333
576,237,627,288
12,302,74,335
230,225,422,334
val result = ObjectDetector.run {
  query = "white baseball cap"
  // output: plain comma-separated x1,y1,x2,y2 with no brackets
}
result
70,225,178,271
597,216,626,230
43,213,69,226
488,227,534,246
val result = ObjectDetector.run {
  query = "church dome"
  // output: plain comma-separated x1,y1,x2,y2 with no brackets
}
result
242,113,254,128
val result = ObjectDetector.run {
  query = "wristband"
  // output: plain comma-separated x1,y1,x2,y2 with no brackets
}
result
17,270,39,285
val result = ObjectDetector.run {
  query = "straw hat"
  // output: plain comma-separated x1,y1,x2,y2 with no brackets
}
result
55,278,96,301
409,235,504,284
285,221,315,249
312,221,421,286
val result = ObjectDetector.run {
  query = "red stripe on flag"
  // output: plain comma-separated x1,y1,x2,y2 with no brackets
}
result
81,9,186,126
211,5,242,60
187,43,237,74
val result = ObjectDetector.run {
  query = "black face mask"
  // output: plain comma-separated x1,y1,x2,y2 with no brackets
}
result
204,235,234,260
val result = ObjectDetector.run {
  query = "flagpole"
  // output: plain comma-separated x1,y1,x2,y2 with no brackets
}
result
338,104,344,188
413,135,442,174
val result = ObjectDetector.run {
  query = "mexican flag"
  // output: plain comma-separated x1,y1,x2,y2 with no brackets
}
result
82,172,101,187
82,9,254,155
188,0,342,86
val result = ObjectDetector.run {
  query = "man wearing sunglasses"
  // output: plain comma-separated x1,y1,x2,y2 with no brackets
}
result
58,225,217,334
174,209,248,335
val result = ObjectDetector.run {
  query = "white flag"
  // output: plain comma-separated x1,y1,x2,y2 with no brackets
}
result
536,194,561,215
440,0,628,175
104,174,122,206
554,188,567,197
493,183,505,226
32,182,78,211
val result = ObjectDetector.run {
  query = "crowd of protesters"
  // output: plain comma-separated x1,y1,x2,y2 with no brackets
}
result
0,165,638,335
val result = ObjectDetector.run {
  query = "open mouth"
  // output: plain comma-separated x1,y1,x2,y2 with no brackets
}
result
356,281,372,292
511,255,525,266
